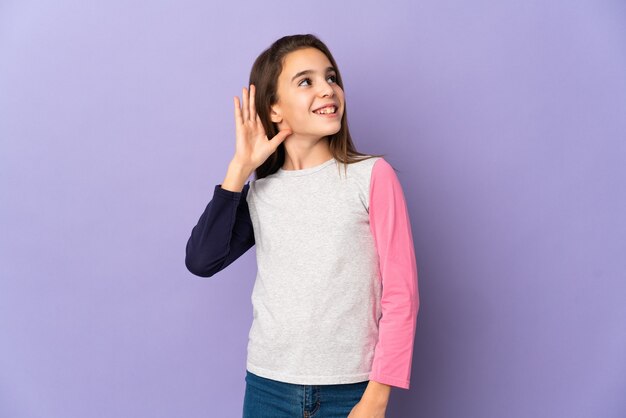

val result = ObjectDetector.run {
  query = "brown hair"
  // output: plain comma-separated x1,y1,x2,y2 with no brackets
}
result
249,33,386,180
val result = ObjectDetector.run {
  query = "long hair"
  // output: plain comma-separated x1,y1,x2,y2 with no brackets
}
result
249,33,385,180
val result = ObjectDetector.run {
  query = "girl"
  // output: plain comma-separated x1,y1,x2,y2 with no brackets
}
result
185,34,419,418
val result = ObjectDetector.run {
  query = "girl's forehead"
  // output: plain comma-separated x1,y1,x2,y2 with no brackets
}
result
281,48,332,77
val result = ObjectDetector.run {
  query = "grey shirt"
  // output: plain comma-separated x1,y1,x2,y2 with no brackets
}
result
245,156,383,385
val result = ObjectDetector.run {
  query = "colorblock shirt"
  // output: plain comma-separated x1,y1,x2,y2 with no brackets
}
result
185,156,419,389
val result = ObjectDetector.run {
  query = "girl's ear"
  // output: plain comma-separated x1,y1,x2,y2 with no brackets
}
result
270,105,282,123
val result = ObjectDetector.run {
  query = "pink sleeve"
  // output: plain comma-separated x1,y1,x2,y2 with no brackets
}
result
368,158,420,390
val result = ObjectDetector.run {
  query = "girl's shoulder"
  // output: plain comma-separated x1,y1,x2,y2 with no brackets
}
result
342,154,384,169
340,155,386,179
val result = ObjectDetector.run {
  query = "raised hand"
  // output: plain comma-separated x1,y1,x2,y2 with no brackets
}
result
232,84,292,171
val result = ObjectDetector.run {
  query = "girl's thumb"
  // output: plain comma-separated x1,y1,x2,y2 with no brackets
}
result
272,129,292,145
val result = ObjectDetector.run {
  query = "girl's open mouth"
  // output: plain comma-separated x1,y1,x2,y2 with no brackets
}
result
313,105,338,117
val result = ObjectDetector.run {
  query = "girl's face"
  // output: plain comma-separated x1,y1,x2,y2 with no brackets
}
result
270,47,344,140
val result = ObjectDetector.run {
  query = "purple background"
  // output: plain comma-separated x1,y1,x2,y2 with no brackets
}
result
1,1,625,417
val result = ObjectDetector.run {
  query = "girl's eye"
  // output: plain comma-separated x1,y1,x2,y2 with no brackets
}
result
299,74,337,86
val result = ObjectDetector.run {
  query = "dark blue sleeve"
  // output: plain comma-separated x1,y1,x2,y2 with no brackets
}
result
185,182,255,277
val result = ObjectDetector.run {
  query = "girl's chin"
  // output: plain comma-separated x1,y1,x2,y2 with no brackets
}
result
288,124,341,138
318,120,341,131
320,127,341,136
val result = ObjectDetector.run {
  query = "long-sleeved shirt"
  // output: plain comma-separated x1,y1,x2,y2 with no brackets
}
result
185,156,419,389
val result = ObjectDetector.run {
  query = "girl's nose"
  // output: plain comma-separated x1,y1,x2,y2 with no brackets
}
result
319,79,334,97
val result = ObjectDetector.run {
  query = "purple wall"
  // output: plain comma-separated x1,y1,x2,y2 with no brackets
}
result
1,1,624,417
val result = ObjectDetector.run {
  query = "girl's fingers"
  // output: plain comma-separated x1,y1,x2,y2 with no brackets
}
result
255,114,264,132
249,84,257,120
234,96,243,126
242,87,249,121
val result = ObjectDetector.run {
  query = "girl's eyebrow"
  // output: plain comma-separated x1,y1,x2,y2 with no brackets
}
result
291,66,336,82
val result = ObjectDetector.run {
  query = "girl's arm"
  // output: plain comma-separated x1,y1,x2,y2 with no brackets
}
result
367,157,420,390
184,165,255,277
185,83,291,277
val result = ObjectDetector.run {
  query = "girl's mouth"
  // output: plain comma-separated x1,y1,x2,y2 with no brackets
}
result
313,106,338,117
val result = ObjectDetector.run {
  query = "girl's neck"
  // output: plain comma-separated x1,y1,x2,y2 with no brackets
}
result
281,137,333,171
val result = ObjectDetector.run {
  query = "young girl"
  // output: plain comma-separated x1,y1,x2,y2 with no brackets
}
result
185,34,419,418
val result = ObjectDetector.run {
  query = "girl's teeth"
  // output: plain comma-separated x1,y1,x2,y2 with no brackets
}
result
315,107,336,114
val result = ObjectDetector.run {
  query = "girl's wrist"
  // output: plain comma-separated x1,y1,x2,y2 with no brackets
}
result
221,160,255,192
228,159,256,175
362,380,391,406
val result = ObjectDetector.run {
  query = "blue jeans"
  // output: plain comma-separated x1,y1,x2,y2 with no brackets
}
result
242,370,369,417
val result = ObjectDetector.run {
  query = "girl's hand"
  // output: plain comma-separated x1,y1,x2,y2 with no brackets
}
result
232,84,292,170
347,400,387,418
